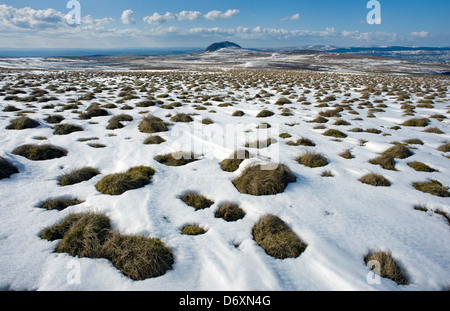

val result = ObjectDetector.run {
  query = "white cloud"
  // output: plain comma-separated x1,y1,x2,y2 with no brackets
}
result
204,9,240,21
143,12,175,25
177,10,202,21
281,13,300,22
121,9,135,25
411,31,429,38
0,4,65,29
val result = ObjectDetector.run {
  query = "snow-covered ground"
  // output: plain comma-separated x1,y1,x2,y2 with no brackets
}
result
0,69,449,291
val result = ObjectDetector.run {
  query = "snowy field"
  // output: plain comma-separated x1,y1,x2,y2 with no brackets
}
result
0,68,449,291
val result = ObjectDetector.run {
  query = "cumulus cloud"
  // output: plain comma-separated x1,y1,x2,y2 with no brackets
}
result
177,10,202,21
0,4,66,29
143,11,203,25
204,9,240,21
281,13,300,22
121,9,135,25
411,31,429,38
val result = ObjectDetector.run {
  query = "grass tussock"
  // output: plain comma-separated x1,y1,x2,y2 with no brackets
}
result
106,114,133,130
139,115,168,134
296,152,329,168
437,142,450,153
39,198,84,211
219,150,251,172
45,115,64,124
407,161,437,172
154,152,199,166
53,123,84,135
0,157,19,180
232,163,296,196
402,118,430,127
412,180,449,197
322,129,347,138
181,224,207,235
256,110,274,118
6,117,40,130
170,113,193,123
339,149,354,159
96,166,155,195
252,214,307,259
287,137,316,147
215,202,245,222
364,250,409,285
359,173,391,187
40,213,173,280
369,155,397,171
144,135,166,145
370,144,414,170
180,192,214,210
12,144,68,161
58,167,100,186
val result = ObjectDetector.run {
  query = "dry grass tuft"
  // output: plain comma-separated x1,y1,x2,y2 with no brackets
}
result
219,150,251,172
96,166,155,195
155,152,200,166
144,135,166,145
0,157,19,180
407,161,437,172
359,173,391,187
413,180,449,197
232,163,296,196
40,213,173,280
6,117,40,130
39,198,84,211
53,123,84,135
139,115,168,133
58,167,100,186
252,214,307,259
402,118,430,127
215,202,245,222
364,250,409,285
181,224,207,235
180,192,214,210
12,144,67,161
322,129,347,138
296,152,329,168
170,113,193,123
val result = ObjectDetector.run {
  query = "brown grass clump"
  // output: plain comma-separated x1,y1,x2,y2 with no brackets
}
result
402,118,430,127
180,192,214,210
45,115,65,124
96,166,155,195
287,137,316,147
296,152,328,168
322,129,347,138
181,224,207,235
139,115,168,133
155,152,200,166
215,202,245,222
364,250,409,285
412,180,449,197
170,113,193,123
252,214,307,259
359,173,391,187
12,144,68,161
144,135,166,145
232,163,296,196
53,123,84,135
106,114,133,130
437,142,450,153
422,127,444,134
369,155,396,171
339,149,354,159
219,150,251,172
6,117,40,130
102,233,174,280
39,198,84,211
58,167,100,186
0,157,19,180
407,161,437,172
256,110,275,118
40,213,174,280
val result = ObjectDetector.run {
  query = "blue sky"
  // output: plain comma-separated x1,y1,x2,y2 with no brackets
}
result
0,0,448,49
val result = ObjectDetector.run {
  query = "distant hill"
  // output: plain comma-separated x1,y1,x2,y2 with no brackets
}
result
205,41,242,52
